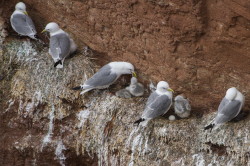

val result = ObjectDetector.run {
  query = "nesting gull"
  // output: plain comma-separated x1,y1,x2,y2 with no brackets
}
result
73,62,136,95
10,2,37,39
134,81,174,124
126,77,144,97
174,95,191,118
204,87,245,130
42,22,77,68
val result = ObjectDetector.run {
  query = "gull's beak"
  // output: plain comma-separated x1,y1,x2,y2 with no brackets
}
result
41,29,47,33
132,71,137,78
168,88,174,93
23,11,28,15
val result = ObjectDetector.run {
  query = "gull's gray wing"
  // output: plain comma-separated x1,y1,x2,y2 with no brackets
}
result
142,94,172,119
214,99,241,124
217,97,229,114
11,14,36,36
25,16,36,33
145,91,159,107
50,33,71,60
83,65,118,89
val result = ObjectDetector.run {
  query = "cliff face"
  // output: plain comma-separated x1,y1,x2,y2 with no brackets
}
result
0,0,250,165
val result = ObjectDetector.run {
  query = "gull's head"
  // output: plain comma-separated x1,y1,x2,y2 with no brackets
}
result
15,2,27,15
174,95,184,101
109,62,136,76
156,81,174,93
225,87,237,100
42,22,60,33
130,77,138,85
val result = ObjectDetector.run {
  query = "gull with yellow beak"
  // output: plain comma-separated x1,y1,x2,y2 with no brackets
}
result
72,62,137,95
134,81,174,125
42,22,77,68
10,2,37,39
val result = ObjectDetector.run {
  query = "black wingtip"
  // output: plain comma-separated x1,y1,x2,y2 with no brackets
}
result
134,118,145,125
204,123,215,130
54,60,62,68
34,34,39,39
72,86,82,90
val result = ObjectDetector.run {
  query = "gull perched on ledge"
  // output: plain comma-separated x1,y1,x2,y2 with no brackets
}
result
204,87,245,130
42,22,77,68
73,62,136,95
10,2,37,39
134,81,174,125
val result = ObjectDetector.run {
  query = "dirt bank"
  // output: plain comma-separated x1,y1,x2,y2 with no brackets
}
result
0,0,250,165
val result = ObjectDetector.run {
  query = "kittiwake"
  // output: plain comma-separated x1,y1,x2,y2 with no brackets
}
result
204,87,245,130
134,81,174,124
125,77,144,97
174,95,191,118
10,2,37,39
72,62,137,95
42,22,77,68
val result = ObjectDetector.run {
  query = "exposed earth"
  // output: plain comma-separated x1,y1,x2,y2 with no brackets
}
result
0,0,250,165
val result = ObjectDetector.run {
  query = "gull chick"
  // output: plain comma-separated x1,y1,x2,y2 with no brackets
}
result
134,81,174,124
126,77,144,97
10,2,37,39
204,87,245,130
73,62,136,95
115,89,132,99
42,22,77,68
174,95,191,118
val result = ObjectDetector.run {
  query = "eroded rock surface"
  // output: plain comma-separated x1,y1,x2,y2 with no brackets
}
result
0,0,250,165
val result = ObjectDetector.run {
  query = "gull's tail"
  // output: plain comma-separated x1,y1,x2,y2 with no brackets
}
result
54,60,62,68
34,34,39,39
72,85,93,95
80,88,93,95
204,123,215,130
30,34,45,45
28,34,38,40
134,118,145,125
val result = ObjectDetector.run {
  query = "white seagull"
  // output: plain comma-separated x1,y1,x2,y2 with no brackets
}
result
204,87,245,130
134,81,174,124
10,2,37,39
42,22,77,68
73,62,137,95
